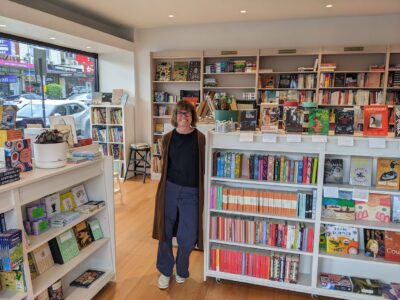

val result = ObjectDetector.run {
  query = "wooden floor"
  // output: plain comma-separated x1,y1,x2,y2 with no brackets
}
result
94,177,336,300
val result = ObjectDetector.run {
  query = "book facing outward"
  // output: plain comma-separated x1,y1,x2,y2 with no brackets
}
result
48,229,80,264
41,193,60,219
324,158,343,184
322,198,355,220
335,108,354,135
308,108,329,135
259,103,279,133
355,193,391,223
73,221,93,250
31,243,55,274
349,157,372,187
363,105,388,136
71,184,89,207
376,158,400,190
60,191,76,212
364,229,385,258
87,218,104,241
385,231,400,262
325,225,359,254
70,269,105,288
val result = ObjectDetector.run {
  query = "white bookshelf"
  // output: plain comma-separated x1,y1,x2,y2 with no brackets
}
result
204,131,400,300
90,104,135,178
0,158,115,300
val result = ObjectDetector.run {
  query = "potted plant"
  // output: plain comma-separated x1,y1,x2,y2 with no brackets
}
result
33,129,68,169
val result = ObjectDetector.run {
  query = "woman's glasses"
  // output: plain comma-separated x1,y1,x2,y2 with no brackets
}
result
177,111,192,117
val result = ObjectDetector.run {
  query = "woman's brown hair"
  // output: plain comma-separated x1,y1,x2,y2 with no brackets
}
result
171,100,198,127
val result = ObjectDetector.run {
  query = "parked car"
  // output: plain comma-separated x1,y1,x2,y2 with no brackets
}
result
4,93,44,108
16,100,91,137
67,92,92,105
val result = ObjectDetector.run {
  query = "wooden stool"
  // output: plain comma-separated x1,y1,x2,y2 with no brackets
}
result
114,172,122,204
124,145,151,183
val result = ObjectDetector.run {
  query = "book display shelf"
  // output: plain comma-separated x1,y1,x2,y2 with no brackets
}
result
0,158,115,300
204,131,400,300
90,104,134,177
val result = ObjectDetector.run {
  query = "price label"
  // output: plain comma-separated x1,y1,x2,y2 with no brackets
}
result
312,135,327,143
338,136,354,147
323,186,339,198
353,189,369,202
239,132,254,142
369,138,386,149
262,133,277,143
286,134,301,143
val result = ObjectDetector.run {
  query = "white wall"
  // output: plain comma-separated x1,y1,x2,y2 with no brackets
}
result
134,14,400,144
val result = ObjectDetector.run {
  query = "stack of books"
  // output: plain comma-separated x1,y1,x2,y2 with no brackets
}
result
0,229,23,271
71,150,102,160
49,211,80,228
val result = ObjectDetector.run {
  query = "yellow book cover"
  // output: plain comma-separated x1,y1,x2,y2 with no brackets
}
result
376,158,400,190
60,191,76,212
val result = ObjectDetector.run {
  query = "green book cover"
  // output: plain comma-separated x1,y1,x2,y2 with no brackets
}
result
88,219,104,241
308,109,329,135
56,229,80,263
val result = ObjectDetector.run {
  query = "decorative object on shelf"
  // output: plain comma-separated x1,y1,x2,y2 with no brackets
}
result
33,129,68,169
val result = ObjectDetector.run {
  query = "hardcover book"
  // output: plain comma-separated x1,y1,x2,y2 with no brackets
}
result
325,225,359,254
364,229,385,258
335,108,354,135
395,106,400,137
70,269,105,288
384,231,400,262
4,139,33,172
73,221,93,250
320,273,353,292
70,184,89,207
101,93,112,105
48,279,63,300
188,61,201,81
349,156,372,187
363,105,388,136
48,229,80,264
308,109,329,135
0,267,25,292
172,61,188,81
284,106,303,133
60,191,76,212
376,158,400,190
324,158,343,184
322,198,355,220
239,109,257,131
259,103,279,132
351,277,382,296
31,243,55,274
355,193,391,223
41,193,60,219
393,196,400,223
87,218,104,241
155,62,172,81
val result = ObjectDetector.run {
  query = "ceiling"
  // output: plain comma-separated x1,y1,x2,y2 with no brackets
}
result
31,0,400,29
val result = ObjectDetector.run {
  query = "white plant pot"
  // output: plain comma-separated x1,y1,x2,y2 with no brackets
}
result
33,142,67,169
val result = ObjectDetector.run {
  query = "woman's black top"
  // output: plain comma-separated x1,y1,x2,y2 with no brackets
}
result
167,129,199,187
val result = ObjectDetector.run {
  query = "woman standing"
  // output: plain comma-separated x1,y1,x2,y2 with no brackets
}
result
152,100,206,289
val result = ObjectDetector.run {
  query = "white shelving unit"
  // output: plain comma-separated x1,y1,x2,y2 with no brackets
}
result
0,158,115,300
90,104,135,178
204,131,400,300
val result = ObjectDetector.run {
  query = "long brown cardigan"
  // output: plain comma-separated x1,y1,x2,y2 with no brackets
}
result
152,129,206,250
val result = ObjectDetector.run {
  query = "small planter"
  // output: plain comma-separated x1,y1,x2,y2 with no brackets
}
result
33,142,67,169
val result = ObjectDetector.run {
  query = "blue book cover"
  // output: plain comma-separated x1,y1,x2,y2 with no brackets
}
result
298,160,303,183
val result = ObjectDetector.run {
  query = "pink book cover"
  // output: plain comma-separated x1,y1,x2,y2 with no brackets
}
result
355,193,391,223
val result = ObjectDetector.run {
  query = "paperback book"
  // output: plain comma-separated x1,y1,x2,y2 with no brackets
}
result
308,108,329,135
385,231,400,262
73,221,93,249
41,193,60,219
48,229,80,264
335,108,354,135
188,61,201,81
393,196,400,223
60,191,76,212
87,218,104,241
259,103,279,132
70,184,89,207
284,106,303,133
395,106,400,137
4,139,33,172
239,109,257,131
352,277,382,296
322,198,355,220
376,158,400,190
363,105,388,136
355,193,391,223
324,158,343,184
48,279,63,300
155,62,172,81
364,229,385,258
320,273,353,292
349,156,372,187
172,61,188,81
325,225,359,254
70,269,105,288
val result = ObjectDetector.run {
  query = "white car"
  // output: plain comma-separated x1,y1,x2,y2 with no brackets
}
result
16,100,91,137
67,93,92,105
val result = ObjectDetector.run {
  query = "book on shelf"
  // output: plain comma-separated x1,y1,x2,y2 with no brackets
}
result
48,279,63,300
325,225,359,254
155,62,172,81
322,198,355,220
0,266,25,292
324,158,343,184
87,218,104,241
355,193,391,223
393,196,400,223
71,184,89,207
395,107,400,138
384,231,400,262
48,229,80,264
172,61,188,81
376,158,400,190
40,193,61,219
284,105,303,133
349,156,372,187
320,273,353,292
111,88,124,105
0,229,23,271
188,61,201,81
92,92,102,105
73,221,93,250
365,72,382,88
259,103,279,133
363,105,388,136
60,191,76,212
352,277,382,296
364,229,385,258
239,109,257,131
27,252,39,280
101,92,112,105
381,282,400,300
30,243,55,274
4,139,33,172
70,269,105,288
334,108,354,135
308,109,329,135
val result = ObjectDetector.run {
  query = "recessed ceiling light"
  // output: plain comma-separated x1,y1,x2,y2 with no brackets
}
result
0,24,6,28
325,4,333,8
240,10,247,14
49,37,56,40
86,46,92,49
168,14,175,18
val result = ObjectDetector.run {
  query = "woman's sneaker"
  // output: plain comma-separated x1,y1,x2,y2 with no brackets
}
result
158,274,170,289
175,274,186,284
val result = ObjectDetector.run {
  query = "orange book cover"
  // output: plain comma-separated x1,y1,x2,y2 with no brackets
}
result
376,158,400,190
384,231,400,262
363,105,388,136
355,193,391,223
